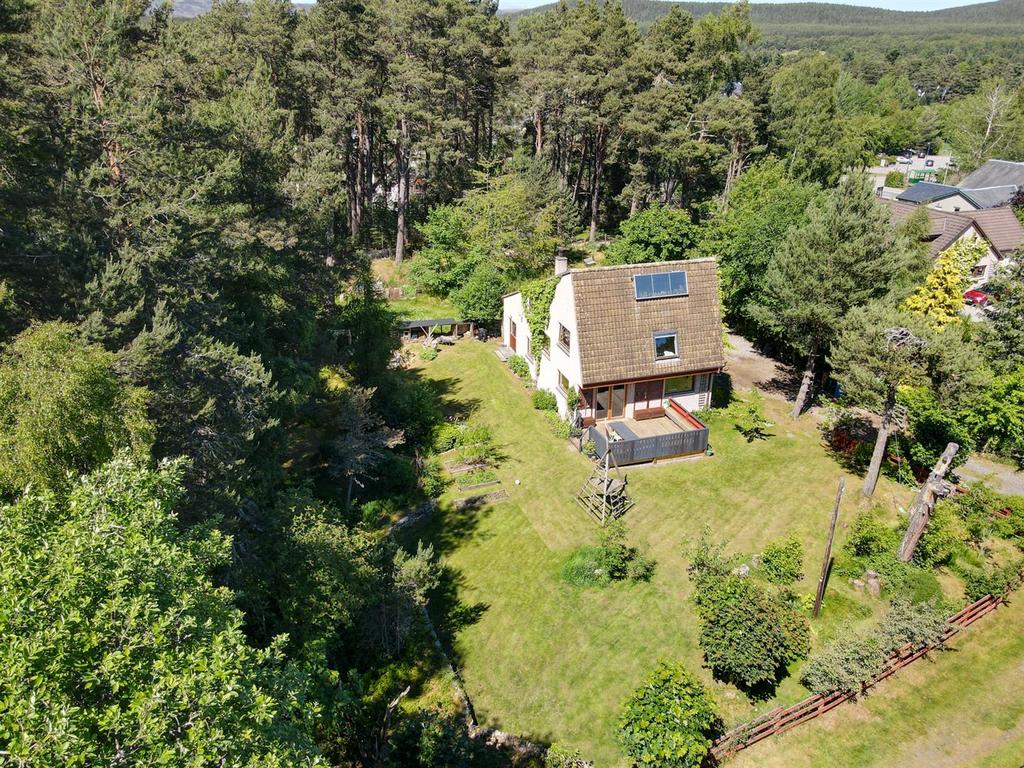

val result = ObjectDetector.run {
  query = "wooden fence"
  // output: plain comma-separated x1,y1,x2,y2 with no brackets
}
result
710,593,1007,761
588,423,709,465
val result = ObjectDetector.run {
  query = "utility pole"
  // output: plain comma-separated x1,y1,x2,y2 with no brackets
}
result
813,478,845,618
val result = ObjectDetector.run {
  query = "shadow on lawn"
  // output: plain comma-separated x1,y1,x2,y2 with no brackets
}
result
427,563,489,664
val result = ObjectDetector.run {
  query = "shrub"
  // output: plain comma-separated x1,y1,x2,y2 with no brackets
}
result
508,355,530,380
545,745,590,768
846,507,900,558
801,635,884,694
452,262,509,321
884,169,906,188
456,424,499,467
693,573,810,689
761,537,804,584
958,558,1024,601
912,505,969,567
419,458,448,498
618,662,718,768
732,394,773,442
433,421,462,453
419,345,438,361
626,552,656,582
560,546,611,587
605,205,697,265
532,390,558,411
543,409,572,439
875,598,949,654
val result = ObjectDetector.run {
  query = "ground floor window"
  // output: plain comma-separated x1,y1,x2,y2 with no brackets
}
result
558,370,570,394
664,374,695,395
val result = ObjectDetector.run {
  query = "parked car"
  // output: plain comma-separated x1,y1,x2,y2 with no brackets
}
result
897,156,912,164
964,286,994,307
925,159,935,168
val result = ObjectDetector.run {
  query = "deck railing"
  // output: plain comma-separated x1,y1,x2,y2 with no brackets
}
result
587,405,709,466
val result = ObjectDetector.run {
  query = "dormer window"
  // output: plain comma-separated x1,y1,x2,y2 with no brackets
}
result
634,271,688,300
654,332,678,360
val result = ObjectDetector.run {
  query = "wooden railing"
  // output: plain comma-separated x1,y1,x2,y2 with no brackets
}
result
587,406,709,466
710,593,1007,761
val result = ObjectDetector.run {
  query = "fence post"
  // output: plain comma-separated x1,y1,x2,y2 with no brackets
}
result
813,478,845,618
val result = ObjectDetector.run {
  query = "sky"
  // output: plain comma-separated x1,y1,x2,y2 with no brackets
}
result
498,0,996,12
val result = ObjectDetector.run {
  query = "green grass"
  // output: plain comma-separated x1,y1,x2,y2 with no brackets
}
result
402,341,1020,766
390,293,460,321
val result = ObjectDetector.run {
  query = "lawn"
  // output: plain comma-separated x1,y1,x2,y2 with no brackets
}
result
402,340,1020,766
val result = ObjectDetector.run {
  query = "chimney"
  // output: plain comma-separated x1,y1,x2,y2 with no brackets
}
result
554,251,569,277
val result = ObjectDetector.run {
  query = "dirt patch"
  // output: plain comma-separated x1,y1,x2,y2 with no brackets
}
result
725,333,800,399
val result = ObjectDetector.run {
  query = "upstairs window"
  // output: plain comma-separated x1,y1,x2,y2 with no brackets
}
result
558,323,571,352
634,271,688,300
654,332,678,360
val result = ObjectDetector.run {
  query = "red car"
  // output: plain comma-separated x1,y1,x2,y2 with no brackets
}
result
964,287,992,307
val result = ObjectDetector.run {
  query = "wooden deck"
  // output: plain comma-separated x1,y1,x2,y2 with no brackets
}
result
604,416,683,439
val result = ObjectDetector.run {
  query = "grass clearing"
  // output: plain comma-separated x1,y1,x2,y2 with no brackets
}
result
401,340,1020,766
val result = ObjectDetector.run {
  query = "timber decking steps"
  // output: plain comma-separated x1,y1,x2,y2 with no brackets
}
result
494,345,513,362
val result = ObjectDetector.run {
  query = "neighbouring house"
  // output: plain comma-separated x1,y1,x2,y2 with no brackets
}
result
501,256,725,464
883,199,1024,287
894,160,1024,212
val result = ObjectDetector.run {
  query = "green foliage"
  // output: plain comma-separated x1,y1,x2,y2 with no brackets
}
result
520,277,558,357
884,169,906,187
562,520,655,587
963,368,1024,463
543,409,573,440
618,662,719,768
419,458,448,498
419,346,439,361
560,546,613,587
690,540,810,689
903,237,988,329
897,386,973,470
0,322,152,496
605,204,696,264
452,262,510,321
846,507,901,558
800,635,884,694
508,354,531,380
545,744,591,768
761,537,804,584
697,159,818,331
733,393,773,442
913,505,969,567
532,389,558,411
983,262,1024,373
0,456,326,765
802,598,950,694
959,559,1024,601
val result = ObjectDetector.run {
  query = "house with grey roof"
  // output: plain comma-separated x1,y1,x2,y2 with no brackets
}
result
501,257,724,463
893,160,1023,212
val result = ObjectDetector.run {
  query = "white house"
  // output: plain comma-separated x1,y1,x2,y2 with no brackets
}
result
884,200,1024,287
502,257,726,440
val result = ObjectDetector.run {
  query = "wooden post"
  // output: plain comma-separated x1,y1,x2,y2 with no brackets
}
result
813,478,845,618
898,442,959,562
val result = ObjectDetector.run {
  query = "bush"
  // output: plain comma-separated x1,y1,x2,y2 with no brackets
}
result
419,345,438,361
761,537,804,584
846,507,900,558
958,558,1024,601
618,662,718,768
456,424,499,467
433,421,462,453
884,169,906,188
419,458,448,498
532,390,558,411
801,598,950,694
626,552,656,582
543,409,572,439
508,355,530,380
560,546,611,587
545,745,590,768
452,262,509,322
605,205,697,265
912,505,969,567
801,635,884,694
693,572,810,689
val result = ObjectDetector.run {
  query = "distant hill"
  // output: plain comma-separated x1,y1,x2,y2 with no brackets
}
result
504,0,1024,38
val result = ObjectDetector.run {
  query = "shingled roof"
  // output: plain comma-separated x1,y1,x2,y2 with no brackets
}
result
959,159,1024,190
883,199,1023,258
570,259,725,387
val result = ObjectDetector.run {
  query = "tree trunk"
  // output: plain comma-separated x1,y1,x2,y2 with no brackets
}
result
394,117,410,265
351,109,368,240
898,443,959,561
533,108,543,157
790,343,818,419
588,128,607,244
862,385,898,497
